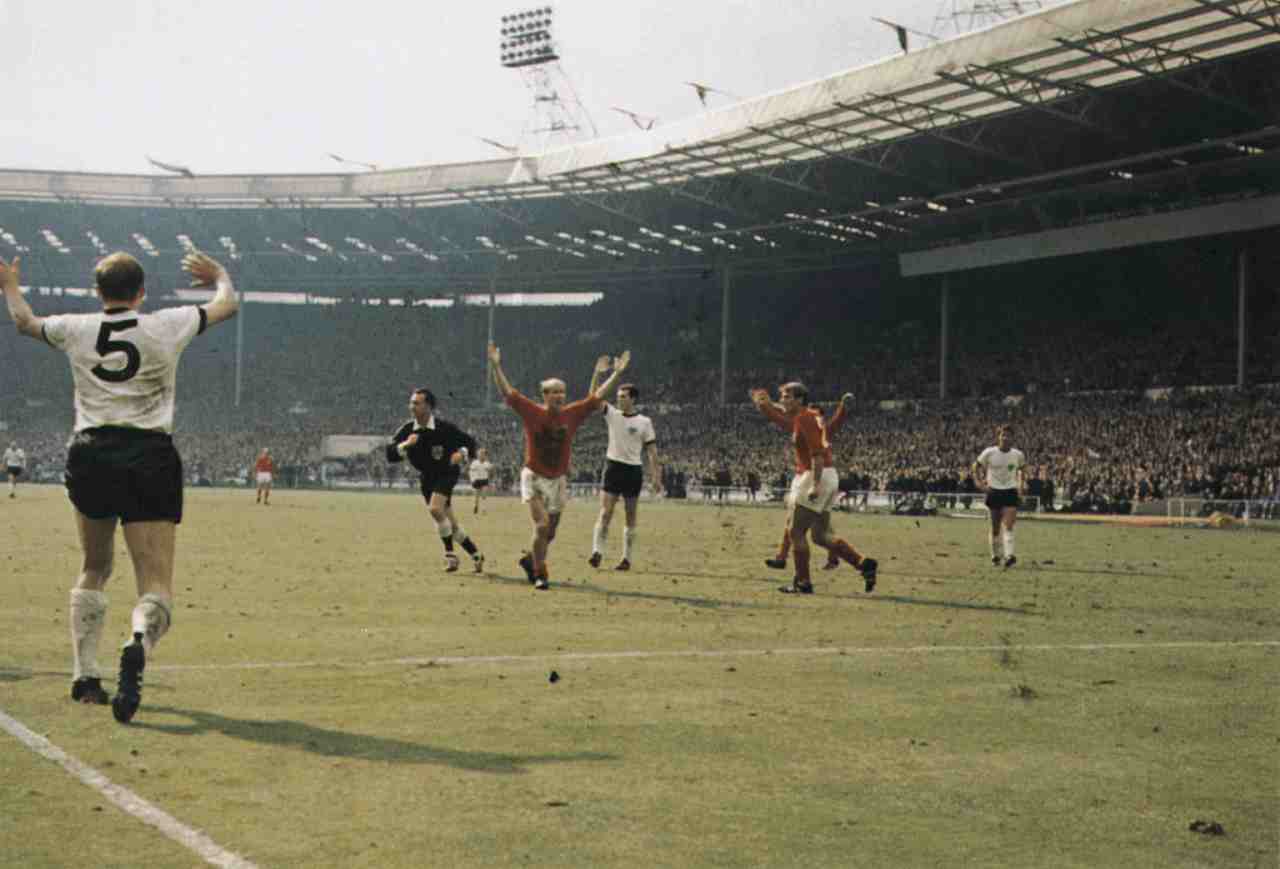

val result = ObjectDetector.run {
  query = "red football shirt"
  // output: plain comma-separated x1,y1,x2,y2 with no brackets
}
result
506,390,601,478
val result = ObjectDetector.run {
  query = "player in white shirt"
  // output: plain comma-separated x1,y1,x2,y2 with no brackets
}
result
2,250,238,722
4,442,25,498
972,425,1027,568
586,357,663,571
468,448,494,515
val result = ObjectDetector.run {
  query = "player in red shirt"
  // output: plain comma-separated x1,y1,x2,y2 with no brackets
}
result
752,383,878,594
488,342,631,590
254,448,274,505
763,392,854,571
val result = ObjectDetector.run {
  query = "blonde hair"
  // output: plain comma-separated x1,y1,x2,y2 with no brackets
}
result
540,378,567,394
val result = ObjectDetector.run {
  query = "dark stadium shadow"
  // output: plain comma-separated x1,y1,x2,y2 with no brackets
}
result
486,571,774,610
135,706,616,774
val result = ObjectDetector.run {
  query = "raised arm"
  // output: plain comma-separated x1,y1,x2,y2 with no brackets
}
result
750,388,791,430
588,355,610,398
592,350,631,400
488,343,515,398
182,252,238,327
827,392,853,436
1,257,43,339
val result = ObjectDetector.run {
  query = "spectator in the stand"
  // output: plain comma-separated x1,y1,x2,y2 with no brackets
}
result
714,464,732,502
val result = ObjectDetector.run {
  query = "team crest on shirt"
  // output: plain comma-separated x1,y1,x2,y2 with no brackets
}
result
431,445,444,460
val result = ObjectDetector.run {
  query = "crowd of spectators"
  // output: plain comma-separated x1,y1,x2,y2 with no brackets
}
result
6,380,1277,517
3,261,1277,516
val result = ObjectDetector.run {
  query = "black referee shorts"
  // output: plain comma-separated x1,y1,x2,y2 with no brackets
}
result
65,427,184,524
985,488,1020,510
419,468,461,504
602,459,644,499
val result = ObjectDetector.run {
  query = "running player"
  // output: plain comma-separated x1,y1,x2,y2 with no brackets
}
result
4,441,25,498
468,447,494,515
751,383,877,594
2,250,238,722
764,392,854,571
586,358,663,571
488,343,630,590
973,425,1026,568
386,388,485,573
254,447,274,505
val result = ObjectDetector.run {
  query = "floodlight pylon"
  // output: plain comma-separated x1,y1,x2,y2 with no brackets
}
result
933,0,1048,36
498,6,597,152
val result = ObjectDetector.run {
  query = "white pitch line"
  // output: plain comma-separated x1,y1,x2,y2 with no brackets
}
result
140,638,1280,673
0,708,258,869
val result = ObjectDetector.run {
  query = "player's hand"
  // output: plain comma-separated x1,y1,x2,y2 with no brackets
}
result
653,481,665,498
487,343,501,365
593,355,611,375
614,350,631,371
449,450,465,465
0,256,19,291
182,252,225,287
750,388,769,406
403,434,419,449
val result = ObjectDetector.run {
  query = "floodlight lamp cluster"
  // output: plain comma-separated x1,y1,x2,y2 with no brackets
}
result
500,6,558,67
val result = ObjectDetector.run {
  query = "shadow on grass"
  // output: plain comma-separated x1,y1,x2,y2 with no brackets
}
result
486,571,1032,616
727,574,1037,615
486,572,771,610
136,706,617,774
836,593,1034,615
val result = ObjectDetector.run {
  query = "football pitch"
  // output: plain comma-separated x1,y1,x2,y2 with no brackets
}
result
2,485,1276,868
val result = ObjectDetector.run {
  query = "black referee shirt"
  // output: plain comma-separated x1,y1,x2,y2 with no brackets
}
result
386,418,478,479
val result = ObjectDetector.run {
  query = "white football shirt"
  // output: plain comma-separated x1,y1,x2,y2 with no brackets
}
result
3,447,24,468
976,446,1026,491
468,459,493,483
42,306,205,433
603,404,656,466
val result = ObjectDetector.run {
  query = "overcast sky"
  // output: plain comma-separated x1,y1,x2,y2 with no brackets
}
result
1,0,1029,176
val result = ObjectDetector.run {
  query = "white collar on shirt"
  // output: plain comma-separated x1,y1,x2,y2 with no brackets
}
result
414,415,436,432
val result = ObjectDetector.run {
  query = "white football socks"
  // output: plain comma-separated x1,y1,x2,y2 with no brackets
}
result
131,592,172,653
70,589,107,680
1002,528,1015,558
593,516,610,555
622,527,636,561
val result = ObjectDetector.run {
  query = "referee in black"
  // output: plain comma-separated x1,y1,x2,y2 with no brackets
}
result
387,388,486,573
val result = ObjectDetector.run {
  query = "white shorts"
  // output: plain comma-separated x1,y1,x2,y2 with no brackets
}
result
787,467,840,514
256,472,272,485
520,468,567,513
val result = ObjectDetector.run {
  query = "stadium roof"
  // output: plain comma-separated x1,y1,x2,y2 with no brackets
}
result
1,0,1277,291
